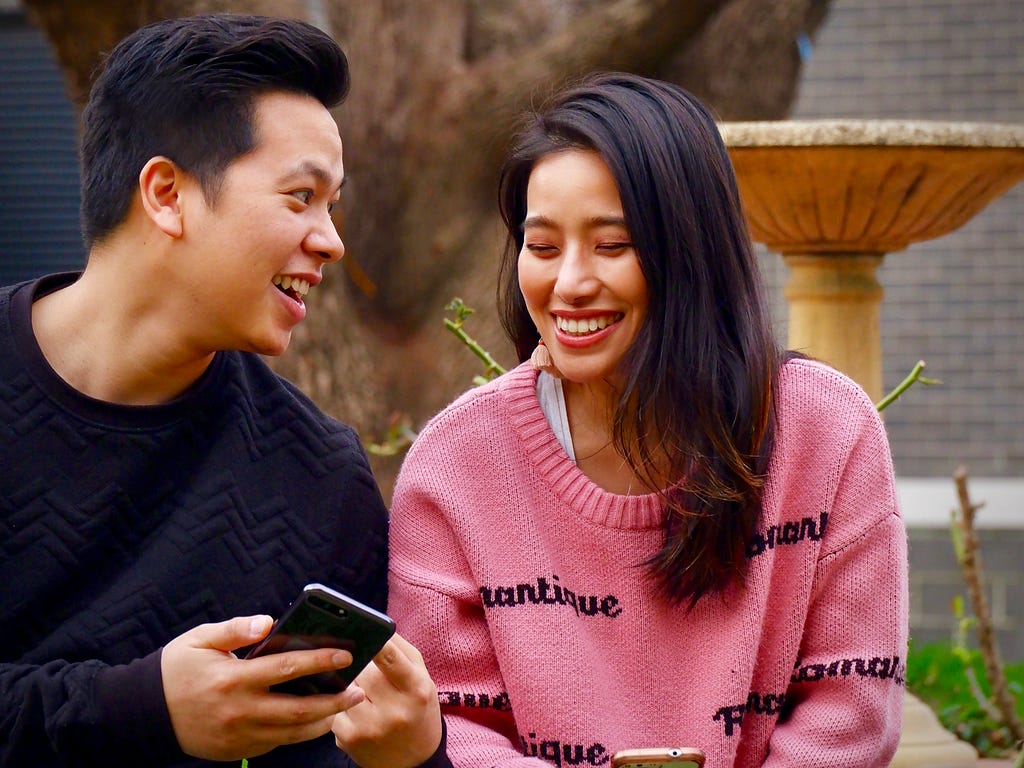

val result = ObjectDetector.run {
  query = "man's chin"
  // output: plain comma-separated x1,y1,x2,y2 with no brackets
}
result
249,332,294,358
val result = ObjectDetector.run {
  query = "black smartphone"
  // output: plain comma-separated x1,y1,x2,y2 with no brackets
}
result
245,582,396,695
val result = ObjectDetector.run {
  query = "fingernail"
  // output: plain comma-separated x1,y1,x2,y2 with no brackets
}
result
250,616,270,636
331,651,350,667
345,684,366,705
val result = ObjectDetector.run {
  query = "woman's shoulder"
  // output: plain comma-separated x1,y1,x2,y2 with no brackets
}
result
419,361,536,429
778,355,878,416
407,361,539,450
774,355,886,449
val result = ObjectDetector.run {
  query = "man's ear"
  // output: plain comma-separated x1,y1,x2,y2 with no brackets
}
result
139,156,187,238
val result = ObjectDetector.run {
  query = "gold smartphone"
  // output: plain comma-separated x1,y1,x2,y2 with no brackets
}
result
611,747,706,768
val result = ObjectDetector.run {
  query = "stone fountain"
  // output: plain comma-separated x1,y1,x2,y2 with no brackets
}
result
720,119,1024,765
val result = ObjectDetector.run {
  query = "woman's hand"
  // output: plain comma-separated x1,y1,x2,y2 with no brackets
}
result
331,633,443,768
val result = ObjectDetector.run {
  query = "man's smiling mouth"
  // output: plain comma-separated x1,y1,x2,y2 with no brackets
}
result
272,274,310,302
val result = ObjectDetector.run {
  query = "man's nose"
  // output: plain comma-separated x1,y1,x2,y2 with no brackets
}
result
307,213,345,262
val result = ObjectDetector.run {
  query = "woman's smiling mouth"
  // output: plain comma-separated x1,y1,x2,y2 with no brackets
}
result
554,313,624,336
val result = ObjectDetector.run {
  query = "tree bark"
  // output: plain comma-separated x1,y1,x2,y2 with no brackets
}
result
21,0,832,494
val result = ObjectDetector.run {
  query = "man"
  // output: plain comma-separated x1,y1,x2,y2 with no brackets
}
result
0,14,445,768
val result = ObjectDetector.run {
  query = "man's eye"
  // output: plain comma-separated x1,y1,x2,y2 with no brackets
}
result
328,200,338,214
292,190,314,205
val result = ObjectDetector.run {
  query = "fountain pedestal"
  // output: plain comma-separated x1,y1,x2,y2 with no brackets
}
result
783,253,884,400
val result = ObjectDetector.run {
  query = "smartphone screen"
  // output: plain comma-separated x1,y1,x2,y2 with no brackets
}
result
245,583,396,695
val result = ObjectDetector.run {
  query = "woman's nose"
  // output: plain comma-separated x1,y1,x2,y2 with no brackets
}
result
553,248,598,304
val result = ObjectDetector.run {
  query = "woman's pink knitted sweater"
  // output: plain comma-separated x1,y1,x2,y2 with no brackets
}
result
389,358,908,767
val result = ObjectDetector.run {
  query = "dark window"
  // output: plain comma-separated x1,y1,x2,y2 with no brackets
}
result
0,10,85,287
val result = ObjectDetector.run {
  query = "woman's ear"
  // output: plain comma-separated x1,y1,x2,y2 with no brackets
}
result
138,156,185,238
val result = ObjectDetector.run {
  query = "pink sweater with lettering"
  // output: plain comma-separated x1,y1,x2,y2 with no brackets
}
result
389,358,908,768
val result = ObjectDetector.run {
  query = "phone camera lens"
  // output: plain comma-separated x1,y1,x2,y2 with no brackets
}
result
310,595,347,618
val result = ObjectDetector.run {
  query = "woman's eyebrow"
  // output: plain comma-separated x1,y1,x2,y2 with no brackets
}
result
522,214,555,229
522,214,627,229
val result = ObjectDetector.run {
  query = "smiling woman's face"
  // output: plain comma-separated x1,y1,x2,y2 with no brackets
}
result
518,149,648,387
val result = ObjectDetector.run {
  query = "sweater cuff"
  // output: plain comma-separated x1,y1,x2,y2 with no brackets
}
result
413,716,453,768
93,648,182,763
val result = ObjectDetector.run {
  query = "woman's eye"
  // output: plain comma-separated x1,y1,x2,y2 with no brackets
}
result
327,200,338,214
598,242,632,253
292,189,314,205
524,242,557,256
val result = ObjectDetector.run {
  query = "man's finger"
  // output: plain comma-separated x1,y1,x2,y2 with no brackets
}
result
244,648,355,689
249,685,366,727
183,615,274,652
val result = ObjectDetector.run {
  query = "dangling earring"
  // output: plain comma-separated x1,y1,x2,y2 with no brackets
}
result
531,338,561,377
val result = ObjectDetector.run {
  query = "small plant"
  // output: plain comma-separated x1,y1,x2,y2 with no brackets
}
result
442,297,506,385
906,639,1024,759
367,412,419,457
942,468,1024,760
370,306,941,457
367,298,507,456
873,359,939,412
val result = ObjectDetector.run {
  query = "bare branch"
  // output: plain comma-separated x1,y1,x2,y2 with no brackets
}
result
952,466,1024,743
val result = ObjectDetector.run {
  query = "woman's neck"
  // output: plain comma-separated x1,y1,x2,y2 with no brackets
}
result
562,379,659,496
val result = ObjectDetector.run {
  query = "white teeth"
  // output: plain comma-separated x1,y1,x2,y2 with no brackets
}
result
272,275,310,298
556,314,622,336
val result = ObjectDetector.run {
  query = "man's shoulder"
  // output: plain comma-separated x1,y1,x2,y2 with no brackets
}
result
229,352,354,433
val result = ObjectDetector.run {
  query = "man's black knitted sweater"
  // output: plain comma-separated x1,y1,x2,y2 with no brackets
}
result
0,274,389,767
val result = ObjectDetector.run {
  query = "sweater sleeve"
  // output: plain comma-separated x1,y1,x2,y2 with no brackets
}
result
0,651,182,768
389,451,550,768
763,402,908,767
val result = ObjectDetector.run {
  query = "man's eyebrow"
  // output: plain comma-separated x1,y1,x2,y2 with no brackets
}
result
281,161,345,192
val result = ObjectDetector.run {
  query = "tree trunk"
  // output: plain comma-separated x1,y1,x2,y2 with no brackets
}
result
22,0,832,495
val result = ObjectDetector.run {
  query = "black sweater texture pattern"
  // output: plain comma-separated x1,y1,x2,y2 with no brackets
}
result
0,274,389,767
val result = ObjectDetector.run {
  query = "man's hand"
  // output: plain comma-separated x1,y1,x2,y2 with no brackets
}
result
161,615,365,760
331,633,443,768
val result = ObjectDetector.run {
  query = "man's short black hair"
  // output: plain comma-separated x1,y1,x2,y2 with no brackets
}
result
79,14,350,247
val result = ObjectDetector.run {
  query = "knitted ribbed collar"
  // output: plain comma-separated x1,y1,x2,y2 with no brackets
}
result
497,361,665,530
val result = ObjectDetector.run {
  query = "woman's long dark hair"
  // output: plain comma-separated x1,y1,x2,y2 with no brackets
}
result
497,72,783,607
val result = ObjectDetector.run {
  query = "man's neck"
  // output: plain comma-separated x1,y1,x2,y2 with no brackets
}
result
30,249,215,406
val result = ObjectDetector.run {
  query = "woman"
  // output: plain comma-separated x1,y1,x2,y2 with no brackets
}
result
388,72,908,767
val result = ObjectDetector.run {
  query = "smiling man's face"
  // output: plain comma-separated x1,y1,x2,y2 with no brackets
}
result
175,89,346,357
